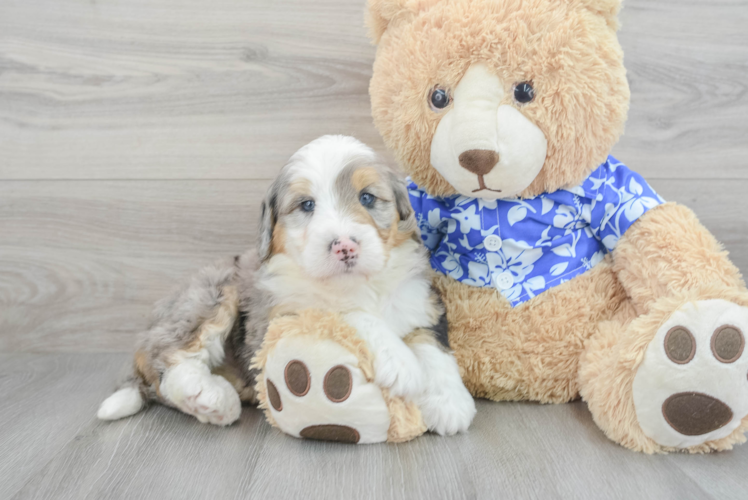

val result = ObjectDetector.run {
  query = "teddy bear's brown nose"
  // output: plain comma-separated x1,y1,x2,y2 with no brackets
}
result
458,149,499,176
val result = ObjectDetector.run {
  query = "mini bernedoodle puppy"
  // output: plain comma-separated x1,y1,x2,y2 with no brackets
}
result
98,135,476,436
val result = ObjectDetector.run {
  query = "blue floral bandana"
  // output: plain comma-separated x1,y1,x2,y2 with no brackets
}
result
408,156,664,307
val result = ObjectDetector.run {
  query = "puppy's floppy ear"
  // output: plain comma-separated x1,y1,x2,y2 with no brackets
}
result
366,0,443,44
257,183,279,261
387,171,416,228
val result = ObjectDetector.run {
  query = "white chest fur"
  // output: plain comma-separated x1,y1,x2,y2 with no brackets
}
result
262,240,435,338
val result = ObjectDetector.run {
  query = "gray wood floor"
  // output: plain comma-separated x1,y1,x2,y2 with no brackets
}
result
3,354,748,500
2,0,748,498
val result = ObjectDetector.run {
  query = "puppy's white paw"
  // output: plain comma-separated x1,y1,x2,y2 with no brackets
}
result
372,342,424,400
162,361,241,426
419,380,476,436
184,374,242,426
341,311,424,400
411,343,476,435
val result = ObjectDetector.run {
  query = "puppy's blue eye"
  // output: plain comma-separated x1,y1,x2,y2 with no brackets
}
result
301,200,315,212
359,193,375,207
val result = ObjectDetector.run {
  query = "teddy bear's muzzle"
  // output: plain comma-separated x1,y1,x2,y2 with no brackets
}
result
429,63,548,199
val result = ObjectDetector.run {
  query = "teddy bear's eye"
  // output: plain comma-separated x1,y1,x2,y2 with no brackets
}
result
514,82,535,104
429,86,451,111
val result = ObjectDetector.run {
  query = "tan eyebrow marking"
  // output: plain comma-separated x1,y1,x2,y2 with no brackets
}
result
278,177,313,215
351,167,381,192
288,177,312,198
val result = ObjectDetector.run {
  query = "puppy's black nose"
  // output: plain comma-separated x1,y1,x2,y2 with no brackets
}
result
459,149,499,176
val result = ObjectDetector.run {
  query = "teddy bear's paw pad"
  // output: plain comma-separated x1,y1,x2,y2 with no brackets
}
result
299,424,360,444
661,392,733,436
264,336,391,444
633,299,748,448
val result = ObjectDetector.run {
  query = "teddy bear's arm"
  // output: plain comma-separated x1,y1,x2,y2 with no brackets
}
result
611,202,746,313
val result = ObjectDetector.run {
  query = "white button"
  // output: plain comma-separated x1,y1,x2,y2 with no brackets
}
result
483,235,502,252
494,271,514,290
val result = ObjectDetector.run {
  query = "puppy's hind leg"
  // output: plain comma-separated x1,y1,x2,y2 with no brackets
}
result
161,361,241,426
405,330,476,436
159,285,243,426
98,258,244,426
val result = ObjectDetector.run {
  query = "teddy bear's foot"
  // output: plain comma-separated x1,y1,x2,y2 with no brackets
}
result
633,299,748,448
262,334,393,444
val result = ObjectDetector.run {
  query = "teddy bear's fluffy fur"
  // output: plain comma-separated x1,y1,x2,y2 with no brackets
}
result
369,0,629,199
368,0,748,453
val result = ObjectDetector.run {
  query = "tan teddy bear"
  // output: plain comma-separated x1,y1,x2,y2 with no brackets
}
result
368,0,748,453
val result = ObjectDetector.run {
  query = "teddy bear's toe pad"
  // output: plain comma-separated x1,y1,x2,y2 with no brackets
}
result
633,299,748,448
299,424,360,443
264,336,390,444
662,392,733,436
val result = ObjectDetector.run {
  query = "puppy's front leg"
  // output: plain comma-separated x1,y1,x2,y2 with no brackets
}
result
406,334,476,435
344,311,424,400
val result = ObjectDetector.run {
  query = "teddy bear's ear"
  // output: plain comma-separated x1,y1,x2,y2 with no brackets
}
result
366,0,441,44
575,0,623,30
366,0,411,43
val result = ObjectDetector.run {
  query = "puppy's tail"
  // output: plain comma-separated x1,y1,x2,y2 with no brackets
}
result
97,376,146,421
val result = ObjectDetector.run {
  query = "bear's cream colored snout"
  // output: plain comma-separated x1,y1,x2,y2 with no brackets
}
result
430,63,548,200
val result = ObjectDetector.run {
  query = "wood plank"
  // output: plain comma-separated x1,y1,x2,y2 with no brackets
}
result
0,180,269,352
2,178,748,353
1,0,747,180
0,353,131,499
614,0,748,178
0,0,385,180
239,400,716,500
